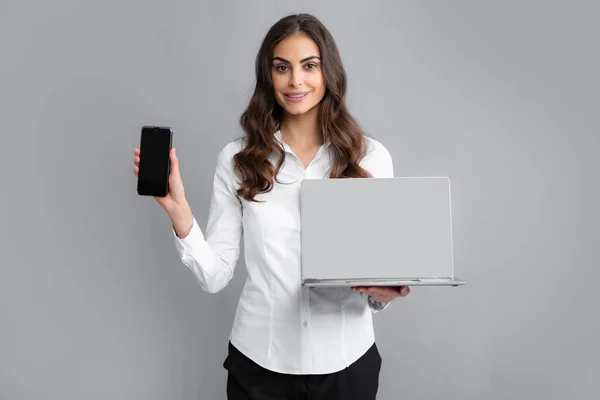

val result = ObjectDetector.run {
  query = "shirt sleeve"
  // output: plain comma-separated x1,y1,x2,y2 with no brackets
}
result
171,144,243,294
361,137,394,179
361,137,395,312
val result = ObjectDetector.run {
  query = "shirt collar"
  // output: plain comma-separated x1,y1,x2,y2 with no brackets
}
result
274,130,331,153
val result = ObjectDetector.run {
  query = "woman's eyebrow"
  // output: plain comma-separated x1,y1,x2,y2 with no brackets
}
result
272,56,321,64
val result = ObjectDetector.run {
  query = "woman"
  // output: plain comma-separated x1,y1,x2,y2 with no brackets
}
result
133,13,410,400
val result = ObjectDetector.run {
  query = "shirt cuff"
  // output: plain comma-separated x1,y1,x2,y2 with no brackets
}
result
172,216,206,253
368,295,391,313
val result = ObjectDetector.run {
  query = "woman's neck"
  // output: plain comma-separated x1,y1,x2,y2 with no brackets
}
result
279,107,323,149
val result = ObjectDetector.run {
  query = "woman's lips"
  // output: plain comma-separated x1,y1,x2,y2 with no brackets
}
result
284,92,309,102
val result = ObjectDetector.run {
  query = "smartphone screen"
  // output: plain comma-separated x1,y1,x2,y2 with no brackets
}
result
137,126,172,197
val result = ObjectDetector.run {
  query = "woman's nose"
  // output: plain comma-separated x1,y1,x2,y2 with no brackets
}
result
289,70,303,87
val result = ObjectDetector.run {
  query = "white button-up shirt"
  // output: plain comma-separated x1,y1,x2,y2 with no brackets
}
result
172,130,394,374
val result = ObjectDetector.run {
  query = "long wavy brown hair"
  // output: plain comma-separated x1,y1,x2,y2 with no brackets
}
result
234,13,374,202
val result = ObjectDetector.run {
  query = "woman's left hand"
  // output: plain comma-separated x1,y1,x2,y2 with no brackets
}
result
352,286,410,303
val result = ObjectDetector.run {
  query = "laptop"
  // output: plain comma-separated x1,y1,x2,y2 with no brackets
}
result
300,176,466,287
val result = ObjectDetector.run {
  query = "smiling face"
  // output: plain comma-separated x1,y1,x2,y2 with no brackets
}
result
271,33,326,117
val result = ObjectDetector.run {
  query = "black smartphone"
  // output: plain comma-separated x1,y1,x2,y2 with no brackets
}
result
137,126,173,197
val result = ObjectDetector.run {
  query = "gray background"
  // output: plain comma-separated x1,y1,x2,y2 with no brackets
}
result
1,0,598,399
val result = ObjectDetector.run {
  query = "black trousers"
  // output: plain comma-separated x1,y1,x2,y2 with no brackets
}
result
223,341,382,400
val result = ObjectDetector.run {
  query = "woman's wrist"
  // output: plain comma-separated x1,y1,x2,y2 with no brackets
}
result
168,203,194,238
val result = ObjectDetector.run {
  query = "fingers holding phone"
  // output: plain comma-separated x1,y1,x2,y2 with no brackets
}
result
133,147,141,176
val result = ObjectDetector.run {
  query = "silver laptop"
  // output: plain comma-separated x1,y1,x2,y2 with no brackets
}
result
300,176,466,287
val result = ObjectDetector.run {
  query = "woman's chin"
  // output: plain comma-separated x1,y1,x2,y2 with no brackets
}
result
282,103,319,117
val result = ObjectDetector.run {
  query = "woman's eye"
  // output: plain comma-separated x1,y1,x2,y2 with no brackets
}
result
305,63,317,69
276,65,288,72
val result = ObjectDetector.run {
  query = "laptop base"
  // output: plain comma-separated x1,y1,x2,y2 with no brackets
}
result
301,277,467,288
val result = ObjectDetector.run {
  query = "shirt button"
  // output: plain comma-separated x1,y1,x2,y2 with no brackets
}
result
303,321,308,327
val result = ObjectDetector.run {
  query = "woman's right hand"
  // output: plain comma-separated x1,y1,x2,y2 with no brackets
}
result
133,147,188,214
